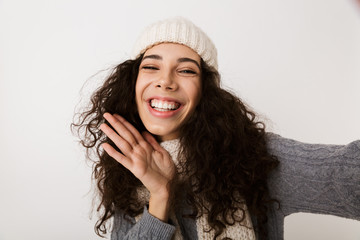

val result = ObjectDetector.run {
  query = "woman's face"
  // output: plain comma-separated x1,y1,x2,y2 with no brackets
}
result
135,43,202,141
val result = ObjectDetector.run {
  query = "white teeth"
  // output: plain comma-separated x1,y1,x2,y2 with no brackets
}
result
150,99,179,111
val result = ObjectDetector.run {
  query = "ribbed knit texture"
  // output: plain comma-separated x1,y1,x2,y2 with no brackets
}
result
132,17,218,70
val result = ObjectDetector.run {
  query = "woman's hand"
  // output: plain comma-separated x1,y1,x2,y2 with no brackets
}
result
99,113,175,221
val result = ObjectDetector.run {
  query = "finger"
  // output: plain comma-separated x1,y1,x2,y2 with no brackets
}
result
100,123,132,155
113,114,144,142
103,113,138,147
142,131,166,154
102,143,132,170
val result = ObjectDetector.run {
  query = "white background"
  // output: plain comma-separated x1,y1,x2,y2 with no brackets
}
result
0,0,359,239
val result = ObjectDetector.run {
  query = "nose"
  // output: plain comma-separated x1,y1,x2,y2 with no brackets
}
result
155,72,178,91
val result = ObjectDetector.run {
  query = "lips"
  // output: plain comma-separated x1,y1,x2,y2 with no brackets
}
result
150,99,180,111
146,97,183,118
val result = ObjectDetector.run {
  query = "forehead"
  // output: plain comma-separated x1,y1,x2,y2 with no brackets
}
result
143,43,201,62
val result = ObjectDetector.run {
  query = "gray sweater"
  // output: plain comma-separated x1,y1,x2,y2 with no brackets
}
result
111,133,360,239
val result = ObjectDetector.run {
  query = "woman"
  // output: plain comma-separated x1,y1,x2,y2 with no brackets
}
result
72,17,360,240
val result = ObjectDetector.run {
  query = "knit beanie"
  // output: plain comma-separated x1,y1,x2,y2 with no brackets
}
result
132,17,218,70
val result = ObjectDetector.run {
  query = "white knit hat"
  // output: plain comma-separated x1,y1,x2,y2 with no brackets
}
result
132,17,218,70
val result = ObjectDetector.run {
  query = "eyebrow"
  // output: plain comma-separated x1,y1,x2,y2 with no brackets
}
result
142,54,201,70
142,54,162,61
178,57,201,70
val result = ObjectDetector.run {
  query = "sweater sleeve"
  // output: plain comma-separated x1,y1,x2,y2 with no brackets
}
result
111,206,176,240
266,133,360,220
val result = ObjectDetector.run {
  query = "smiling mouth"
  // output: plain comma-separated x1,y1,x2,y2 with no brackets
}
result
149,99,181,112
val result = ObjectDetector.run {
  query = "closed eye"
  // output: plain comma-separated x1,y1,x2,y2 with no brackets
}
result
142,66,159,70
179,69,197,74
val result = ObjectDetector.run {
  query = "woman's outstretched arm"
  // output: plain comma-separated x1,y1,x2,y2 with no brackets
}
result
266,133,360,219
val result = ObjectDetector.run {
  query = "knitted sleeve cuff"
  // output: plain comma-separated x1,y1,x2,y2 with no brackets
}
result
139,206,176,239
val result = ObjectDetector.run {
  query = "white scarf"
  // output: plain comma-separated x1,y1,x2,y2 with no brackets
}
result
137,139,256,240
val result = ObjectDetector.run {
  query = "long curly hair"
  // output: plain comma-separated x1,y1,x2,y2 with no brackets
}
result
71,55,279,239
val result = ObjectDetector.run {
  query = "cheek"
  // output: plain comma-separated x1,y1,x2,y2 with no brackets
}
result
185,81,202,105
135,77,152,116
135,72,153,100
135,78,144,103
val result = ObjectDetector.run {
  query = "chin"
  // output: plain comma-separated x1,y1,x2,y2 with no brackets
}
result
145,125,179,141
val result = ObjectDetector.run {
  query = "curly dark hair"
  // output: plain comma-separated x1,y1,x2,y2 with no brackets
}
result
71,55,279,239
